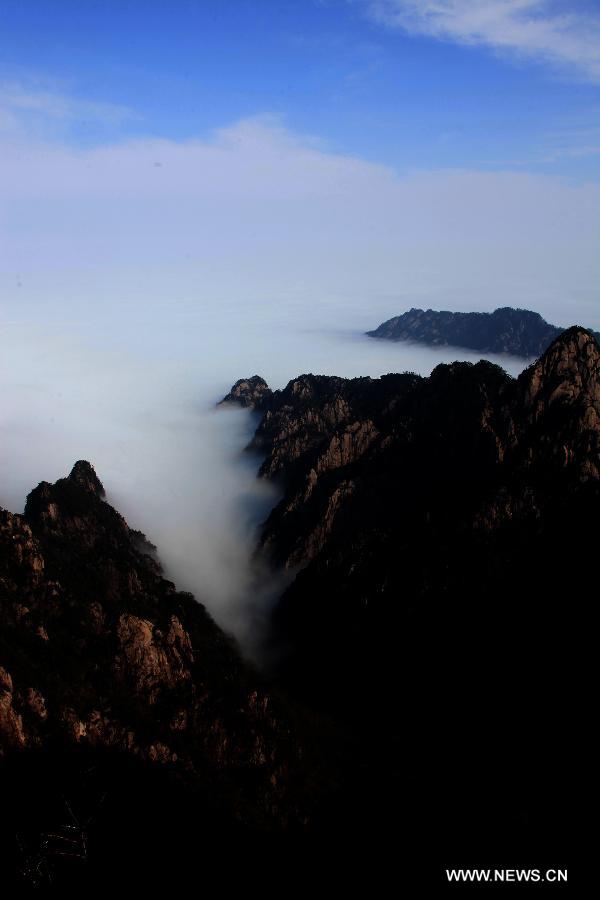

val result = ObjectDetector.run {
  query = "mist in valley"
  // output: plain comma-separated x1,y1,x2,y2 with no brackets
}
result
1,299,530,657
2,116,599,656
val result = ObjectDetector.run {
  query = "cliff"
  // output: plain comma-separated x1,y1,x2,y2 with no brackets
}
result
0,461,325,888
4,324,589,885
218,375,273,410
224,326,595,863
366,305,599,357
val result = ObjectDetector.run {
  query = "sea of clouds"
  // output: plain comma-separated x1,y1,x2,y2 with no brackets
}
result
1,116,599,654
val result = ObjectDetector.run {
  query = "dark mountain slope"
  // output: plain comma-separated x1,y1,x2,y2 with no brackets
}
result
367,304,600,357
225,327,595,865
0,461,329,888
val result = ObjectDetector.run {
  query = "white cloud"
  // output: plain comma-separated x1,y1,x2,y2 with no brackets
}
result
0,80,598,327
0,81,135,136
1,110,599,650
1,114,598,329
361,0,600,82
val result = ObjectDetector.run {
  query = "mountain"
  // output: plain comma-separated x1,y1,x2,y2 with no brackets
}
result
366,305,599,356
226,326,596,865
0,461,333,889
218,374,273,410
3,326,588,887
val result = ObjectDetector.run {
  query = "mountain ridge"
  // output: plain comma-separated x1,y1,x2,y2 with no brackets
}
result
2,327,588,884
0,460,333,887
366,305,600,357
221,325,594,860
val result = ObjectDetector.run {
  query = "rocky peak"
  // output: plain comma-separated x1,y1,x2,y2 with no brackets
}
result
509,327,600,478
243,322,600,580
246,374,381,483
68,460,105,496
1,462,321,880
366,305,600,357
24,461,129,552
218,375,273,411
519,327,600,409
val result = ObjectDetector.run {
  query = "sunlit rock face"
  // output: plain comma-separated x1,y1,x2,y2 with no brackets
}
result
217,375,273,411
512,327,600,479
223,331,600,668
0,459,324,886
243,326,600,575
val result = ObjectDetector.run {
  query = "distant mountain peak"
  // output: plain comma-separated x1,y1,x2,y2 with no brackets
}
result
367,306,600,358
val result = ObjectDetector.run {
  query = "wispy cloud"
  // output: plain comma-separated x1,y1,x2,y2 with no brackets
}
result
539,122,600,161
0,81,135,137
360,1,600,82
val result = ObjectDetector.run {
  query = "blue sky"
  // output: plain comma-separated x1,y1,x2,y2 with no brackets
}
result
1,1,599,334
1,2,599,634
1,0,599,178
2,0,600,562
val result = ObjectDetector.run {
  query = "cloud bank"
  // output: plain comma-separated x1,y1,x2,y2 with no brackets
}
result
1,114,599,330
1,108,599,653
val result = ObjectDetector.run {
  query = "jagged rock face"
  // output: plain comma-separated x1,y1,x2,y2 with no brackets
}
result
0,461,315,844
511,327,600,478
218,375,273,410
248,328,600,576
251,373,416,477
251,363,509,568
367,305,600,357
68,459,106,495
225,328,595,854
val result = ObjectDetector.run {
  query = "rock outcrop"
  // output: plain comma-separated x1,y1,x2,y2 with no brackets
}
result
0,461,325,888
247,327,600,573
367,305,600,357
5,324,590,886
224,327,596,865
218,375,273,411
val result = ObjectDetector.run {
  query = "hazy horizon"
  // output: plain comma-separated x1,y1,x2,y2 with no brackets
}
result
1,298,531,653
1,0,599,652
